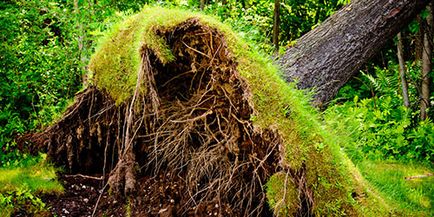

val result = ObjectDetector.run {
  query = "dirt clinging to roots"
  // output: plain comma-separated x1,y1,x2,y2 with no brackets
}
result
31,18,284,216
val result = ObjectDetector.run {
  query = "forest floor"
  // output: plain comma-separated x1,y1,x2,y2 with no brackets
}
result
42,173,232,217
1,158,433,216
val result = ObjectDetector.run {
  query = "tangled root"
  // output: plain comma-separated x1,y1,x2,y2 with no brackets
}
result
30,18,284,216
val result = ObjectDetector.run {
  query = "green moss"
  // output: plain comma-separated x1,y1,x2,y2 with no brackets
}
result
89,13,145,104
89,7,233,104
266,172,299,216
237,50,361,215
89,6,391,215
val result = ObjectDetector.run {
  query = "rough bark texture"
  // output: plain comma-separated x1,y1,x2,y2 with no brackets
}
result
416,15,425,61
272,0,280,54
420,3,433,120
397,32,410,108
279,0,431,107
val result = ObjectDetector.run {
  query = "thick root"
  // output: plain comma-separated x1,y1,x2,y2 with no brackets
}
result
107,156,136,195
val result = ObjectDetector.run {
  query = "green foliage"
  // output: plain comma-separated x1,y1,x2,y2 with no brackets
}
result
326,64,434,163
204,0,275,52
280,0,344,41
408,121,434,161
0,0,124,165
0,0,81,162
198,0,346,53
0,189,47,217
338,0,351,5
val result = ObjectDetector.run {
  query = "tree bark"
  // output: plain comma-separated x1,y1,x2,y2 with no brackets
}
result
279,0,430,107
420,3,433,120
272,0,280,54
416,15,424,61
200,0,205,10
397,32,410,108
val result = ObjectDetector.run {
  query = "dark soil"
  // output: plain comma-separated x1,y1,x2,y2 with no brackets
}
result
42,173,237,217
43,175,103,217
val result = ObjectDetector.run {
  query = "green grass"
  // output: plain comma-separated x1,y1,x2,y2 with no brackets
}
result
0,163,62,193
358,160,434,216
0,154,63,216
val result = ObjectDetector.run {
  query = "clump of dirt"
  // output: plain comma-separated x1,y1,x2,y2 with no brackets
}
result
30,18,284,216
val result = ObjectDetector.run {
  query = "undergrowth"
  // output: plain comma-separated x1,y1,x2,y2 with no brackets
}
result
326,65,434,164
0,154,63,217
324,62,434,215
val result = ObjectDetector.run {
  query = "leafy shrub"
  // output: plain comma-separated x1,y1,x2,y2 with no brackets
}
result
0,0,124,165
0,188,47,217
0,1,82,160
326,64,434,163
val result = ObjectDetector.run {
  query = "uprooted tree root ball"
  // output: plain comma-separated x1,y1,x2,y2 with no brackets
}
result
26,7,390,217
31,18,283,216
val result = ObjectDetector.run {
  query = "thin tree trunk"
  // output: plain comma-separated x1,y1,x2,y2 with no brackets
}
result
272,0,280,54
397,32,411,108
74,0,87,86
416,15,424,60
200,0,205,10
420,3,433,120
279,0,430,107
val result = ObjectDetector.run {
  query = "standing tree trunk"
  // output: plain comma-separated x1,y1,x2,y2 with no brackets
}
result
200,0,205,10
420,3,433,120
273,0,280,55
416,15,425,61
279,0,430,107
397,32,411,108
73,0,87,86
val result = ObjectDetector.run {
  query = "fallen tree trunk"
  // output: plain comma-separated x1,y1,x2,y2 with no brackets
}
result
279,0,430,107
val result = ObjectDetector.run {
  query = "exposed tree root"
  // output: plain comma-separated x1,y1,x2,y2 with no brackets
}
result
28,19,294,216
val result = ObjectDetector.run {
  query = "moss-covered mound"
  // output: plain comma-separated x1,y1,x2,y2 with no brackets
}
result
31,6,390,216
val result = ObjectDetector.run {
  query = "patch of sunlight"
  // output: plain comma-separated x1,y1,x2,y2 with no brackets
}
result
0,159,63,194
